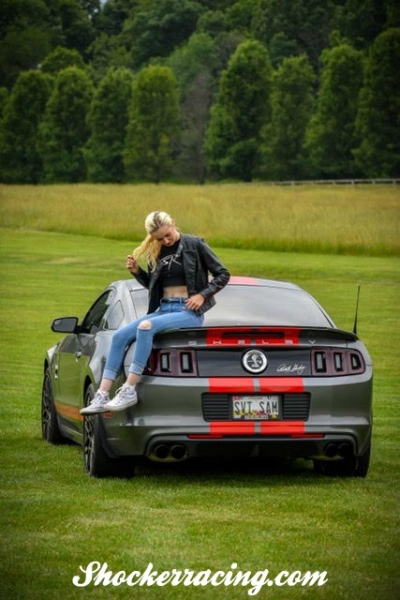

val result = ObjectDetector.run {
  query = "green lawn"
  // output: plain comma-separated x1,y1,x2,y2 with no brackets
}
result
0,225,399,600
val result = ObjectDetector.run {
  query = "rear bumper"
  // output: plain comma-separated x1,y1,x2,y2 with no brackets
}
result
145,433,362,463
103,416,372,463
102,373,372,462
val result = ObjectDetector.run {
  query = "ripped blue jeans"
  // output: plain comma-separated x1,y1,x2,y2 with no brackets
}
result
102,298,204,380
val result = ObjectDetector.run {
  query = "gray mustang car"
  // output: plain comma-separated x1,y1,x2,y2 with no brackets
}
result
42,277,373,478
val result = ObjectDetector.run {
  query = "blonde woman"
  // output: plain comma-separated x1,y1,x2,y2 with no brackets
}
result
81,211,230,414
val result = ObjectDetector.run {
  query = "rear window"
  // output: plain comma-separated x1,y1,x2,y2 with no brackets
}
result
204,285,333,327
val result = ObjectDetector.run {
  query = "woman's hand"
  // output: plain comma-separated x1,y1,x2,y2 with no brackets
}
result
185,293,205,311
126,254,139,274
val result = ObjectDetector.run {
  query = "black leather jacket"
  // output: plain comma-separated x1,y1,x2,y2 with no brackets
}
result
133,234,230,315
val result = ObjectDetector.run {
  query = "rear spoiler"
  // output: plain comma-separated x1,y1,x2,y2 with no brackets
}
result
153,326,359,349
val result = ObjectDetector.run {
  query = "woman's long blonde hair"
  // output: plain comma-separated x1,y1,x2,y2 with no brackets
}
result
133,211,175,270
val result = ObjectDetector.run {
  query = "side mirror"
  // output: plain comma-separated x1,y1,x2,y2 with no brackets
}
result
51,317,79,333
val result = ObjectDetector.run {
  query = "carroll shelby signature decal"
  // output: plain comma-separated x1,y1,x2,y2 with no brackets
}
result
277,363,307,375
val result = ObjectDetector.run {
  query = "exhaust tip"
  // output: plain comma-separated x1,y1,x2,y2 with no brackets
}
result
170,445,188,461
324,443,338,458
153,444,170,460
338,443,353,458
150,443,189,462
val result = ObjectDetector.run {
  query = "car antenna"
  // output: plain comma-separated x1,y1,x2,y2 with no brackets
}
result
353,284,361,335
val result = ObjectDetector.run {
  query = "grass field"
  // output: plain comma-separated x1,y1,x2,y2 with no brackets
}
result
0,183,399,256
0,183,399,600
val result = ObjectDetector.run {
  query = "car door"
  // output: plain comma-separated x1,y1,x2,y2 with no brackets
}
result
56,290,115,410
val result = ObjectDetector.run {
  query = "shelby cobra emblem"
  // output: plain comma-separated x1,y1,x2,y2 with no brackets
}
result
242,349,268,373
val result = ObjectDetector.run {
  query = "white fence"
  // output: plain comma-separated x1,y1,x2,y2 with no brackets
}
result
264,178,400,186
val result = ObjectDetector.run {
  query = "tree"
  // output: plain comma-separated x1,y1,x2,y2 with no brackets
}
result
0,0,395,184
177,72,214,183
166,32,218,182
88,0,139,78
59,0,96,58
205,39,272,181
166,32,217,97
305,43,365,178
0,88,8,120
85,67,133,182
41,46,86,75
264,55,314,180
196,10,229,38
92,0,137,37
87,32,133,82
125,0,205,69
196,0,236,8
39,66,93,182
386,0,400,28
253,0,337,70
353,28,400,177
80,0,101,19
124,65,180,183
226,0,260,34
0,0,57,89
0,70,53,183
335,0,390,49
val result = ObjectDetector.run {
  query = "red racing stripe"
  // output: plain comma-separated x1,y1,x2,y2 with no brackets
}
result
204,420,307,437
210,421,256,436
260,421,306,435
258,377,305,393
208,377,305,394
208,377,255,394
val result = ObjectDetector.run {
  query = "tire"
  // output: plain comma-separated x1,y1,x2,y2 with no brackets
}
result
82,384,135,478
313,438,371,478
41,367,66,445
353,437,371,478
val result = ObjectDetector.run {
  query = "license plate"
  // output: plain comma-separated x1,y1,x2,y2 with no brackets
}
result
232,395,281,420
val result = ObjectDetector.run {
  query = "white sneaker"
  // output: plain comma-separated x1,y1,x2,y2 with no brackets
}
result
80,389,110,415
105,384,138,412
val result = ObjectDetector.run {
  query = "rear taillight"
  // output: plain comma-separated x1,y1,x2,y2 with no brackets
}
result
146,349,198,377
311,348,365,376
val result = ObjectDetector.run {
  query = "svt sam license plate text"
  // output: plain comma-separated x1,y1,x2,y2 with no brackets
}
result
232,395,281,420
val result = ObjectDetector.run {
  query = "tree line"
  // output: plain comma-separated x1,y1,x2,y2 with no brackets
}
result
0,0,399,184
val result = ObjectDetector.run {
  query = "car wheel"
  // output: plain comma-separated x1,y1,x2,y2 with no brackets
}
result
82,384,135,478
41,367,66,444
313,438,371,478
